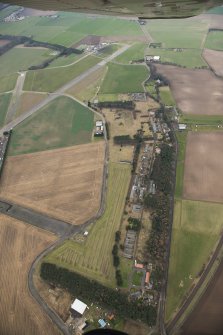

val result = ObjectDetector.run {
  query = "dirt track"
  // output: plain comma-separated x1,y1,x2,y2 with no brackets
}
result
181,258,223,335
183,132,223,203
203,48,223,77
0,214,61,335
0,142,105,225
155,64,223,115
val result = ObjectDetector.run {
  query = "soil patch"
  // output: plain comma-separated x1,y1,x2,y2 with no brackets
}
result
0,214,60,335
181,258,223,335
154,64,223,115
203,48,223,77
183,132,223,203
0,142,105,225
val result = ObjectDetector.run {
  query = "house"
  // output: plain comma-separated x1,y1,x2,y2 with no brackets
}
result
71,299,87,316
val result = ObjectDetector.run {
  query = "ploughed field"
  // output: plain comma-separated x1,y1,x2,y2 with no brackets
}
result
154,64,223,115
0,214,61,335
183,132,223,203
181,258,223,335
203,49,223,77
0,142,105,225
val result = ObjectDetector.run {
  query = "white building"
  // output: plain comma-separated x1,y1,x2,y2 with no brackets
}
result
178,123,187,130
71,299,87,315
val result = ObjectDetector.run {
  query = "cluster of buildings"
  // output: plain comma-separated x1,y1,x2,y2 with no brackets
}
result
67,298,114,334
86,42,110,53
4,8,25,22
94,120,104,136
145,55,161,62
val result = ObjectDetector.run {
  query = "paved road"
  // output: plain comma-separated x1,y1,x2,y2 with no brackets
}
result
5,71,26,123
0,44,130,136
0,199,72,236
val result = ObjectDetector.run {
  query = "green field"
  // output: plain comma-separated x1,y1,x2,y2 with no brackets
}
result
146,19,209,49
146,48,207,68
175,131,187,198
0,5,20,20
180,114,223,125
166,199,223,321
98,93,120,102
207,5,223,14
115,43,146,64
24,55,100,92
159,86,175,106
132,270,144,286
0,73,18,93
145,81,158,98
8,96,94,156
100,63,149,94
0,93,12,127
0,47,53,76
205,31,223,51
45,162,131,288
97,44,121,57
0,11,142,47
48,53,84,68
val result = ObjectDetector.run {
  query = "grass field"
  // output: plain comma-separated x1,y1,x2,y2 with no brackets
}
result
0,93,12,127
15,92,47,118
8,96,94,155
0,73,18,93
207,6,223,14
0,12,142,47
180,114,223,125
47,53,84,68
132,271,144,286
67,66,107,102
175,131,187,199
205,31,223,51
146,18,209,49
159,86,175,106
97,44,121,57
166,199,223,321
115,43,146,64
146,48,207,68
0,214,60,335
100,63,148,94
98,93,120,102
24,55,100,92
0,47,53,76
45,162,131,288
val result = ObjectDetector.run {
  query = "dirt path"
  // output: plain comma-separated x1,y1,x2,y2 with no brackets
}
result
5,71,26,123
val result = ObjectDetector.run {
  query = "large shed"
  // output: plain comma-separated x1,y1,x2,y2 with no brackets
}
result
71,299,87,315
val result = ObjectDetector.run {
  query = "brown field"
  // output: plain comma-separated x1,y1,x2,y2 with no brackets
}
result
183,132,223,203
15,92,48,118
155,64,223,115
0,214,61,335
203,49,223,77
66,66,107,102
0,39,10,47
181,258,223,335
0,142,105,225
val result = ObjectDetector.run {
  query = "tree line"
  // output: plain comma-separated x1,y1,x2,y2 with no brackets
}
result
40,262,157,326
